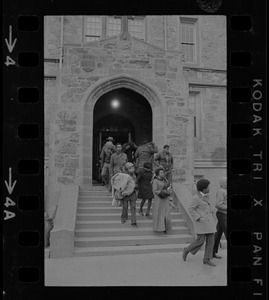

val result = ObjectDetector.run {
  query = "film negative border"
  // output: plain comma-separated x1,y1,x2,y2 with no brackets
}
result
2,0,267,299
228,8,266,297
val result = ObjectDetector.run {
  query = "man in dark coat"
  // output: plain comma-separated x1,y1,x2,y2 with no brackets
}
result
122,140,137,163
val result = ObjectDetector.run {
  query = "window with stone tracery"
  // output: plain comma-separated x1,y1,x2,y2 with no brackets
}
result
84,16,146,42
107,16,122,37
128,17,145,40
84,16,102,42
180,17,198,63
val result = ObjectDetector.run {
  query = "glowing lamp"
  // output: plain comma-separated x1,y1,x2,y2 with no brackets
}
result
111,99,120,108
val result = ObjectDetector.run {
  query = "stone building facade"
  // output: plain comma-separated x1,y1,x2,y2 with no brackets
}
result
44,15,226,215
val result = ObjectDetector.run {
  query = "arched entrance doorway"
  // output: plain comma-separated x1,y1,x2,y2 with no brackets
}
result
92,88,152,182
82,74,165,188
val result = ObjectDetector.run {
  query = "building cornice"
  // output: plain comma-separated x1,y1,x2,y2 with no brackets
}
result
44,58,60,63
183,66,226,73
45,76,57,80
189,82,226,88
194,159,227,169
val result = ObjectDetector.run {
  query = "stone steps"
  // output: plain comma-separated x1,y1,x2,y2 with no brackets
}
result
76,219,187,229
73,187,194,256
74,233,193,248
73,243,188,257
76,207,183,215
75,226,189,237
76,212,182,221
79,191,111,197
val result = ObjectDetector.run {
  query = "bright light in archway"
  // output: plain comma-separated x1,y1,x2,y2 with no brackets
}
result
111,99,120,108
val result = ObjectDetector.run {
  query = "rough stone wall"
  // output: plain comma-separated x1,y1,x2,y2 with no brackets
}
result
183,68,226,86
184,70,226,161
45,79,57,158
199,16,226,69
44,16,61,59
166,16,179,51
63,16,83,45
188,86,226,161
147,16,165,49
49,32,192,185
44,15,226,191
199,87,226,160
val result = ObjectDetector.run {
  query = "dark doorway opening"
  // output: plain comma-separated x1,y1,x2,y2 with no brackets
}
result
92,88,152,182
93,114,135,182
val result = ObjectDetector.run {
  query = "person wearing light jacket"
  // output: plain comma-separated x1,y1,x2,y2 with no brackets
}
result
182,179,217,267
120,162,138,227
212,176,227,258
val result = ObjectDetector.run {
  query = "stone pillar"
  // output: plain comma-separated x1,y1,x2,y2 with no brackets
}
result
119,16,131,41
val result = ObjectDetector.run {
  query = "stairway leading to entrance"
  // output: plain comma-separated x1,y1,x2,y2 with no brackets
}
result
73,186,194,257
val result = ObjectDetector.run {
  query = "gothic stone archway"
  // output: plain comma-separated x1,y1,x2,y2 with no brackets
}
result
81,74,166,188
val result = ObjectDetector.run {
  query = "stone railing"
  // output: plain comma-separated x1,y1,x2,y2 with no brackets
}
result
49,184,79,258
172,183,195,237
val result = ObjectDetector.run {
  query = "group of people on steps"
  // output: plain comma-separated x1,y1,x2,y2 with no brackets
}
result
99,137,175,232
99,137,227,267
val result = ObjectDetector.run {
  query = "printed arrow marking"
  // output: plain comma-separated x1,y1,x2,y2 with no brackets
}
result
5,26,17,53
4,168,17,194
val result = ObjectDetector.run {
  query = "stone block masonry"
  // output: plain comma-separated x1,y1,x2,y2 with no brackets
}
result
44,15,226,210
47,34,193,187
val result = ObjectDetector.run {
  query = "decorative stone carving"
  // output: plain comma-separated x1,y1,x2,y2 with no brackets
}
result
81,60,95,72
155,59,166,76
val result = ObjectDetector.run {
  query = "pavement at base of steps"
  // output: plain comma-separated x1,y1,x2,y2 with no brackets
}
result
45,249,227,286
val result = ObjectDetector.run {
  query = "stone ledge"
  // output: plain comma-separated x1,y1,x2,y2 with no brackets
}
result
50,184,79,258
173,183,195,237
194,159,227,169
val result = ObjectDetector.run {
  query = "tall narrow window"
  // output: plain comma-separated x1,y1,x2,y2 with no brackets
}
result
128,17,145,40
189,91,202,139
107,16,121,37
85,16,102,42
180,18,197,63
